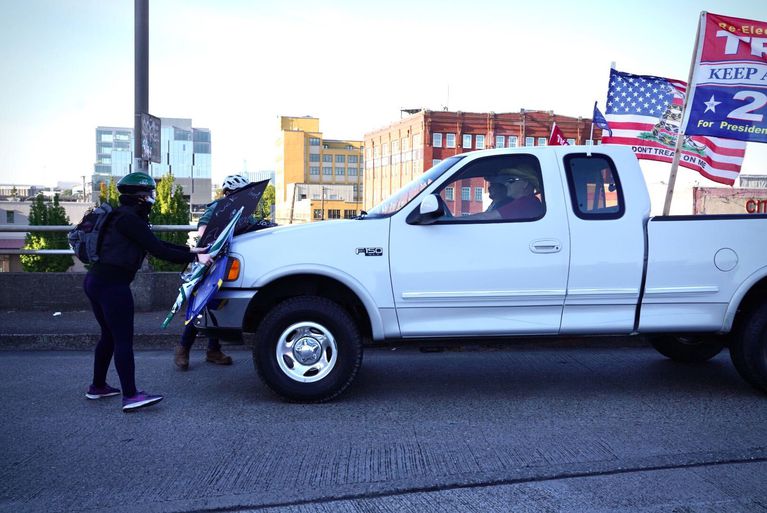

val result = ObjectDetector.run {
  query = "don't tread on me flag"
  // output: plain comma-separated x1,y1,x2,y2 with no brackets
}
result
600,68,746,186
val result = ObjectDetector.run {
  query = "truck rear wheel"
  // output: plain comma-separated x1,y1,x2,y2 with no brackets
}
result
253,296,363,402
650,335,725,363
729,303,767,393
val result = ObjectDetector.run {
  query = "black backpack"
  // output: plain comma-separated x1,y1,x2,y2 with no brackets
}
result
68,203,114,264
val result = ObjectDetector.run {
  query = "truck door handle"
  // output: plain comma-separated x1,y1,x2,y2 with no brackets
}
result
530,239,562,253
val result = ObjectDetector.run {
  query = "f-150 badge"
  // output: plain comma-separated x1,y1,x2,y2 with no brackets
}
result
356,247,383,256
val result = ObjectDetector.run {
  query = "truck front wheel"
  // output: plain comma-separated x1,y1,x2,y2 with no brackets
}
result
253,296,363,402
650,335,725,363
730,303,767,393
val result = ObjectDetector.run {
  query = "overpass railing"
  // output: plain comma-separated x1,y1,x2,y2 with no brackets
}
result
0,225,196,255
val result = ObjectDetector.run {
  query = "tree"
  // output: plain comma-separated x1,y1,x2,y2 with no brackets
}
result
20,194,74,272
148,174,191,271
256,184,275,220
99,178,119,207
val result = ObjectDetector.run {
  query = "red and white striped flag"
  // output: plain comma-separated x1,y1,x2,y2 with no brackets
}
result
548,123,569,146
601,68,746,186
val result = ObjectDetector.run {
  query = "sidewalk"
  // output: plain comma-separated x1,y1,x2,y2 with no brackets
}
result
0,309,249,350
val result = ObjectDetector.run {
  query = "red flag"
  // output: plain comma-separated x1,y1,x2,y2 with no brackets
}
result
548,123,569,146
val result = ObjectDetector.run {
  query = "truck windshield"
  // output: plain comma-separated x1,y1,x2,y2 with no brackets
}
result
365,156,463,217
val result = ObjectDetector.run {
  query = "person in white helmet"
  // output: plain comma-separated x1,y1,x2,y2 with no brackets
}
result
174,174,250,369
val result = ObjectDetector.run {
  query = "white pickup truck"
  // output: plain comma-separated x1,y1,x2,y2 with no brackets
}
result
202,145,767,402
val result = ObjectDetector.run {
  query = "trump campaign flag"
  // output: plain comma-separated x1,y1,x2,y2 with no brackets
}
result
683,12,767,143
601,68,746,185
548,123,569,146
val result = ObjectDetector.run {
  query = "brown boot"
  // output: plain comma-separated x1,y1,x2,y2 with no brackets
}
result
174,345,190,370
206,349,233,365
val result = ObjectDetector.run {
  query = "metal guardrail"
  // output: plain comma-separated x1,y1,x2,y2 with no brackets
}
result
0,225,196,255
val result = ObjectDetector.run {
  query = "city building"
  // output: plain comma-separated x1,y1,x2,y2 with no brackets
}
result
363,109,599,212
275,116,363,224
93,118,212,211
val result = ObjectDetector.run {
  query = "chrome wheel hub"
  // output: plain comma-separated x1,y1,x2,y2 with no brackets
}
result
276,321,338,383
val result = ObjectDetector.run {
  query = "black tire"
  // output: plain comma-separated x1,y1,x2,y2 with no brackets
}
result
253,296,363,403
650,334,726,363
729,302,767,393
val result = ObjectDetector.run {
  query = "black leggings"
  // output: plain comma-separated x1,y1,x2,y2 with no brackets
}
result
84,273,137,397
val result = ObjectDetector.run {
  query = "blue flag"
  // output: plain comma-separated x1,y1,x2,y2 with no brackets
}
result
592,101,612,137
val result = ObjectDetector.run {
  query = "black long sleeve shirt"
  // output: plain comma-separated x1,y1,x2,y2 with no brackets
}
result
90,206,195,283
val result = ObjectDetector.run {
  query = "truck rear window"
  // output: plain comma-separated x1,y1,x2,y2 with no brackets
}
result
564,154,625,220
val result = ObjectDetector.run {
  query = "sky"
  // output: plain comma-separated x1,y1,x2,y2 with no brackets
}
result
0,0,765,210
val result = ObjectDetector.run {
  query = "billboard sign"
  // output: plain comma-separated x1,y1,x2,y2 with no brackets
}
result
140,112,161,163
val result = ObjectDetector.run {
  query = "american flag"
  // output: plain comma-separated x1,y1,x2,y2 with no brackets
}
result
601,68,746,186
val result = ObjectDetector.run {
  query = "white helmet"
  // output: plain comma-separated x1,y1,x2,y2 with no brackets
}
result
222,174,249,193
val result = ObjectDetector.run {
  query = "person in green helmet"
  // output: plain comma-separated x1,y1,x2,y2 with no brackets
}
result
83,171,212,412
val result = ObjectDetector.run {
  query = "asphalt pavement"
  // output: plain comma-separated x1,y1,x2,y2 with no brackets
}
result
1,347,766,513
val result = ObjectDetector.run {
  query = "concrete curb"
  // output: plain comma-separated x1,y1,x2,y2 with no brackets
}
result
0,334,251,351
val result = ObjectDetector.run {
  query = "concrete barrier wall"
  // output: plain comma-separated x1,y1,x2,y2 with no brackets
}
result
0,272,182,312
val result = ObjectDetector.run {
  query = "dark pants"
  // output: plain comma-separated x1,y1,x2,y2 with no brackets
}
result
179,322,220,351
84,273,137,398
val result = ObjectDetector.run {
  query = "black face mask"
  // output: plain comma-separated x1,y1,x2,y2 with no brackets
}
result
119,194,153,219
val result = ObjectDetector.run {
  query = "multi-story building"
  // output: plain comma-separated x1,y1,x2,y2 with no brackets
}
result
93,118,212,211
363,109,599,212
275,116,364,224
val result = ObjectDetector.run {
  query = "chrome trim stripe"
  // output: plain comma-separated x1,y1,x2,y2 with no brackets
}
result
644,286,720,297
401,289,566,301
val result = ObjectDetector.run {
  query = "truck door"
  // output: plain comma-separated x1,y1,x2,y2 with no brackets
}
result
388,151,570,337
559,152,649,334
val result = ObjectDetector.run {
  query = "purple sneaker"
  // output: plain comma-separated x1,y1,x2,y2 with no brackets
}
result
122,391,163,412
85,384,121,400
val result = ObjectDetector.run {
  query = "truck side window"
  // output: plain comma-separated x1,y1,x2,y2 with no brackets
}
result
564,154,624,220
435,154,546,222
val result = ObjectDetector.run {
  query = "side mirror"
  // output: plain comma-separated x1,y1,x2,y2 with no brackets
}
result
407,194,446,225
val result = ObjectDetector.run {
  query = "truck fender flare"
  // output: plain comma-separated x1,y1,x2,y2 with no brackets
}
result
723,265,767,331
252,264,389,340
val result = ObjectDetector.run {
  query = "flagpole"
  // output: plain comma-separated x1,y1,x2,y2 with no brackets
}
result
590,103,595,141
662,11,706,216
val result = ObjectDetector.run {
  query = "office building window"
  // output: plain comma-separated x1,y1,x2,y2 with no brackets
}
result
309,154,320,162
433,133,442,147
348,167,358,176
335,167,345,175
476,135,485,149
328,209,341,219
348,155,358,163
462,134,472,148
313,209,323,220
495,136,505,148
6,211,14,223
508,136,518,147
99,133,114,143
461,186,471,201
446,133,456,148
525,136,534,147
323,154,332,162
538,137,547,146
310,166,320,175
474,187,483,202
323,166,332,176
445,187,454,201
335,155,345,163
344,209,356,219
309,137,320,146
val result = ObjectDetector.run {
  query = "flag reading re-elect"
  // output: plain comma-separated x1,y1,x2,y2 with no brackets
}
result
683,12,767,143
601,68,746,186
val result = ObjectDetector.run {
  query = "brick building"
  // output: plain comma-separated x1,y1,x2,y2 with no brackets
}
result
363,109,599,211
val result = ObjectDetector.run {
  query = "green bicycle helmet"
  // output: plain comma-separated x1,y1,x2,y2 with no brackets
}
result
117,172,156,195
